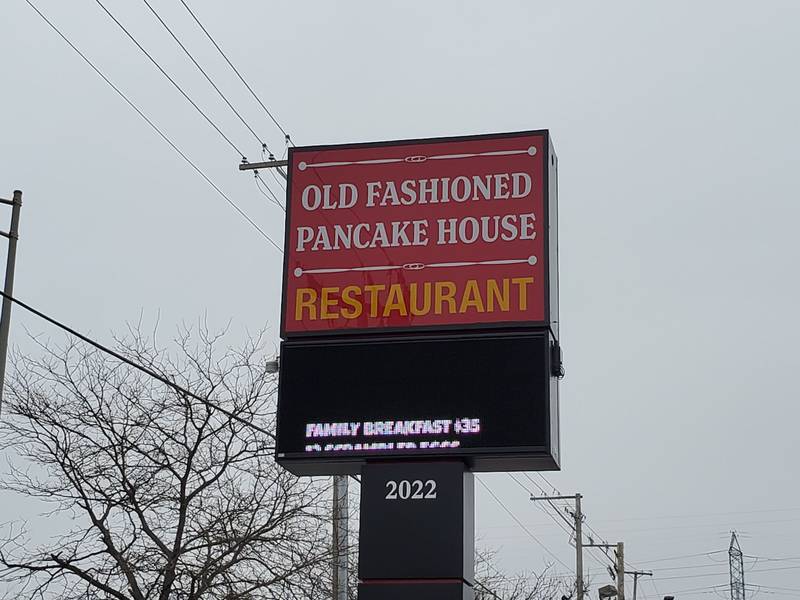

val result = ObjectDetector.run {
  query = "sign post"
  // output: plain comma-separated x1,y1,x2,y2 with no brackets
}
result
358,462,473,599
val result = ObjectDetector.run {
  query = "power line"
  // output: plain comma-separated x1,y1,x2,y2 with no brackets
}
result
139,0,270,153
119,0,288,220
476,477,571,571
634,563,745,573
743,554,800,562
129,1,289,219
519,473,577,533
270,168,287,192
254,172,286,212
507,474,575,539
511,474,621,595
0,290,276,442
579,507,800,524
582,521,618,568
636,551,727,565
24,0,282,254
92,0,246,158
177,0,291,143
518,474,577,532
531,473,618,571
534,474,636,574
668,585,727,595
748,585,800,593
260,147,288,192
649,563,800,582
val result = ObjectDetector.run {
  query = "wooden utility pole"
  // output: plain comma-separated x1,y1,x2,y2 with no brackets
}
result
625,569,652,600
575,494,584,600
238,158,347,599
332,475,348,600
531,493,584,599
0,189,22,413
585,540,626,600
238,157,287,172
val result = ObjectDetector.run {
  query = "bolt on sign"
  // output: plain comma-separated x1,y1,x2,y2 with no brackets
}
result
281,130,558,338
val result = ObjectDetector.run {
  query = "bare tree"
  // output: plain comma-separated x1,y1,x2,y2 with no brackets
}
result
474,548,576,600
0,325,331,600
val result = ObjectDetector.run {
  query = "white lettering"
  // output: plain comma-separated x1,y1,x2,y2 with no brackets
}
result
512,172,532,198
301,184,322,211
366,181,382,207
520,212,536,240
296,226,314,251
493,173,510,199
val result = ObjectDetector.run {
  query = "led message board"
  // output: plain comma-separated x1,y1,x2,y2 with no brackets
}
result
281,130,558,338
276,331,559,475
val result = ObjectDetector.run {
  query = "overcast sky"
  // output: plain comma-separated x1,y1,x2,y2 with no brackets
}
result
2,1,799,598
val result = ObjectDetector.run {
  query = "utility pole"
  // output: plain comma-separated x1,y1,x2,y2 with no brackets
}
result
332,475,348,600
625,570,652,600
729,532,745,600
616,542,625,600
0,189,22,414
239,157,346,599
531,493,584,599
575,494,583,600
239,157,288,173
530,494,632,600
585,541,625,600
238,157,288,180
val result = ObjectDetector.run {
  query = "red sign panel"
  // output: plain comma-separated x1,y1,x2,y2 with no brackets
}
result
281,131,553,336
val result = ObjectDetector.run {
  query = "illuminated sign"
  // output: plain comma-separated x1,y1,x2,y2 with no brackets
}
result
281,130,557,337
275,130,560,475
276,331,559,475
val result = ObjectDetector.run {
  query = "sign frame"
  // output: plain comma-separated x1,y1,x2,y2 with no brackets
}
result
279,129,559,340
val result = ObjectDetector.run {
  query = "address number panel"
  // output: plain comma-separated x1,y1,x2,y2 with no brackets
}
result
385,479,438,500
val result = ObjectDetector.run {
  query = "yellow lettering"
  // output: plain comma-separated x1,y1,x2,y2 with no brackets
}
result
459,279,485,313
383,284,408,317
487,278,510,312
409,282,431,316
434,281,457,314
297,278,531,323
511,277,534,311
340,285,363,319
364,284,386,318
320,287,339,319
295,288,317,321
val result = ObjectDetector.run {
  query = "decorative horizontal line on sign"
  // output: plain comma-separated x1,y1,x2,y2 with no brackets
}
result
293,255,537,277
296,146,537,171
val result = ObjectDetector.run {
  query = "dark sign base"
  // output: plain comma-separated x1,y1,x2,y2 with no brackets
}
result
358,581,473,600
358,462,474,582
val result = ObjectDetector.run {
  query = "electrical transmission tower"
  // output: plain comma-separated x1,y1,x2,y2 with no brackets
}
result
729,532,745,600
